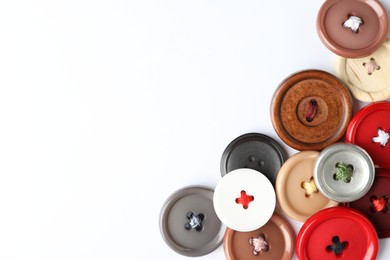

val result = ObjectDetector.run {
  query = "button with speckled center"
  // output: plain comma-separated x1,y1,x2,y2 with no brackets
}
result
223,213,295,260
317,0,388,58
271,70,353,151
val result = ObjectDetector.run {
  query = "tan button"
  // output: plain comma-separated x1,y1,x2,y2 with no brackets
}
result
223,213,295,260
336,38,390,102
276,151,338,222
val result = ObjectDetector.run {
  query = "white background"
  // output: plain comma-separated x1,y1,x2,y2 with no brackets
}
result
0,0,389,259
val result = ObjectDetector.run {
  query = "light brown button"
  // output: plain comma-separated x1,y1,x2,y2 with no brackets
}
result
317,0,388,58
223,213,295,260
271,70,353,151
276,151,338,222
336,38,390,102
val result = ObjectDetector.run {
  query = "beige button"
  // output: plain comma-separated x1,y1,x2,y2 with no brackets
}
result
336,38,390,102
276,151,338,222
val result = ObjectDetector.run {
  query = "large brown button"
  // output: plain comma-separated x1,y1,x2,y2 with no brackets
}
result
271,70,353,151
276,151,338,222
223,213,295,260
336,38,390,102
317,0,388,58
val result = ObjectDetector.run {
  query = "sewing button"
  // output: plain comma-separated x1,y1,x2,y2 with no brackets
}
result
296,207,378,260
336,38,390,102
159,186,225,257
276,151,338,222
213,168,275,232
346,101,390,169
271,70,353,151
223,213,295,260
220,133,286,186
313,143,375,203
348,168,390,238
317,0,388,58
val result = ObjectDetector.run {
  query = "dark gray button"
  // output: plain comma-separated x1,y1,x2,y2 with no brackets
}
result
220,133,286,186
159,186,225,257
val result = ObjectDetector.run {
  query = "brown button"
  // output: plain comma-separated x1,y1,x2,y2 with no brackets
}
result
271,70,353,151
276,151,338,222
336,38,390,102
223,213,295,260
317,0,388,58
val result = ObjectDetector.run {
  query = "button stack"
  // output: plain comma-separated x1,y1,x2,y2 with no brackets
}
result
159,0,390,259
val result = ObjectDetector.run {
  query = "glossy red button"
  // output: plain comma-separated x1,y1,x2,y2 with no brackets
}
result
348,168,390,238
346,101,390,168
296,207,378,260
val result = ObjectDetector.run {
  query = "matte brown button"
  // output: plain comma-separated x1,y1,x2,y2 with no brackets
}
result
336,38,390,102
276,151,338,222
223,213,295,260
271,70,353,151
317,0,388,58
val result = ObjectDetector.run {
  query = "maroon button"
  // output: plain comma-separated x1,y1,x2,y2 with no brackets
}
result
223,213,295,260
348,168,390,238
317,0,388,58
346,101,390,168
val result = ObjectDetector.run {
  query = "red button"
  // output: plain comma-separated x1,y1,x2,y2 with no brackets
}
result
296,207,378,260
346,101,390,168
348,168,390,238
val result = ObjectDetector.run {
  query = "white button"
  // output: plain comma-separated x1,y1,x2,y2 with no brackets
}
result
213,168,276,232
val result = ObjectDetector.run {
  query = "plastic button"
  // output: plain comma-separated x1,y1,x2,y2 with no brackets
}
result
314,143,375,203
336,38,390,102
213,168,275,232
223,213,295,260
159,186,225,257
317,0,388,58
276,151,338,222
271,70,353,151
346,101,390,168
220,133,286,186
296,207,378,260
348,168,390,238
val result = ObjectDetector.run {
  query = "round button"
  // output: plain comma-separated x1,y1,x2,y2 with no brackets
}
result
317,0,388,58
346,101,390,169
313,143,375,203
220,133,286,186
336,38,390,102
348,168,390,238
276,151,338,222
296,207,378,260
213,168,276,232
159,186,225,257
271,70,353,151
223,213,295,260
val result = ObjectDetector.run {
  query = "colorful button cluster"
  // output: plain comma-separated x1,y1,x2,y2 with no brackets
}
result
159,1,390,259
